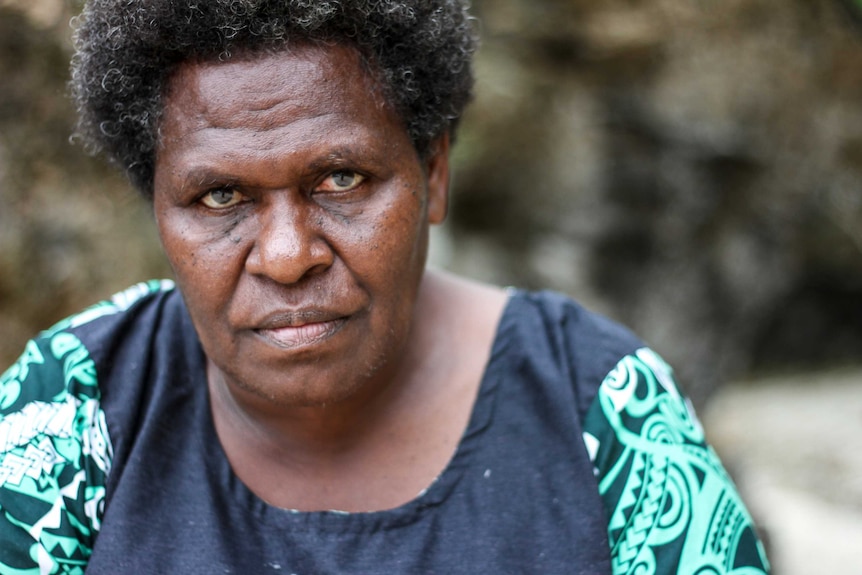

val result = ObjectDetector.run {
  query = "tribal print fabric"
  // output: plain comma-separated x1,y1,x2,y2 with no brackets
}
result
584,348,770,575
0,281,171,574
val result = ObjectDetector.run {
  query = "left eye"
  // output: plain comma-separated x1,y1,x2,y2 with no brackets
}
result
200,188,245,209
317,170,365,193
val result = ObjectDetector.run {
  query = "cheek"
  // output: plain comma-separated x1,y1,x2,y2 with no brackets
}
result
341,194,426,269
159,219,202,274
157,210,247,294
390,185,430,254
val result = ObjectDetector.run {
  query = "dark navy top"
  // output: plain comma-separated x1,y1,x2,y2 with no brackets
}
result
0,281,770,574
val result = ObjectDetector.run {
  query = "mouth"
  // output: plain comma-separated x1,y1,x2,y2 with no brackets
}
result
253,313,349,350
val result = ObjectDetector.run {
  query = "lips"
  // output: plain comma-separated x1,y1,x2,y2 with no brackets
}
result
251,309,350,350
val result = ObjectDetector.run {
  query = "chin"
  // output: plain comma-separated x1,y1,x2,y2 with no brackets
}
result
227,351,394,411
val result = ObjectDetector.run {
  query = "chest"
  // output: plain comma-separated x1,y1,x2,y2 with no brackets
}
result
88,380,611,574
83,291,615,574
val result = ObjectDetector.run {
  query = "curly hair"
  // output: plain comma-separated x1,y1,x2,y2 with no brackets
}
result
70,0,478,197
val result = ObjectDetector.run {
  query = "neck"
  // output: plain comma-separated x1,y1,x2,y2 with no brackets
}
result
207,354,418,462
207,271,447,461
206,270,508,511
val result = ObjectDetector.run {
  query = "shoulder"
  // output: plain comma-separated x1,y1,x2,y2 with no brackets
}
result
513,290,638,343
582,348,771,574
504,289,644,416
1,280,177,453
0,280,176,572
499,290,771,572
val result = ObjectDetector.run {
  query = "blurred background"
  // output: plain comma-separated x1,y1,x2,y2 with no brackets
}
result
1,0,861,572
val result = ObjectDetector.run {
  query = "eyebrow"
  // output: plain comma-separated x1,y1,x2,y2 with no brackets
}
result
305,147,364,171
171,137,389,193
177,167,241,192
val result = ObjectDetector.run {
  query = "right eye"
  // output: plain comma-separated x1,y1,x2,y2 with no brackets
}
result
199,188,246,209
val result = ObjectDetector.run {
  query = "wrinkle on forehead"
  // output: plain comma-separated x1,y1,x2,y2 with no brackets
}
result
152,42,418,195
160,44,391,137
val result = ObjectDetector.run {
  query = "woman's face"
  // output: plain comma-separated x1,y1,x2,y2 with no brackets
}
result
153,45,449,408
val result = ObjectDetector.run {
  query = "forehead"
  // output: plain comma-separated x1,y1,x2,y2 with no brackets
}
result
158,44,399,145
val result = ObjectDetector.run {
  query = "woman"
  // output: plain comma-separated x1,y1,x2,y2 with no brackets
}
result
0,1,769,573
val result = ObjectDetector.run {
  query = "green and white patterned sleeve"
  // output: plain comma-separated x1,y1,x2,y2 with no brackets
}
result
0,331,113,574
582,348,770,575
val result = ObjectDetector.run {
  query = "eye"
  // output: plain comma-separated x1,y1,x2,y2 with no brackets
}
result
317,170,366,193
199,188,246,209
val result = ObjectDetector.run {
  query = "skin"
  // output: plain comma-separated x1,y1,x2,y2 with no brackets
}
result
153,44,507,511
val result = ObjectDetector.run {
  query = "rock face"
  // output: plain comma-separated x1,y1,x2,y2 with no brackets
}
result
441,0,862,403
2,0,862,404
0,3,170,367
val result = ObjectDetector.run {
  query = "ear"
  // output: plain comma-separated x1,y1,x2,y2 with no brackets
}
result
425,133,450,225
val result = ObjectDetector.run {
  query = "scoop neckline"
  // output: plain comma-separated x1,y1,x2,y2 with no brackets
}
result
199,289,524,531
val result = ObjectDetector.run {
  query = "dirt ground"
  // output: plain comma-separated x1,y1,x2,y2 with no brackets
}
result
703,369,862,575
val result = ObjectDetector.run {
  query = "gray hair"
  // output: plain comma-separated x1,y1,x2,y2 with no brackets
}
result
71,0,478,197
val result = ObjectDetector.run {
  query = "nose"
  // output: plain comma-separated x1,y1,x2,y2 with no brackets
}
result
245,195,334,284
